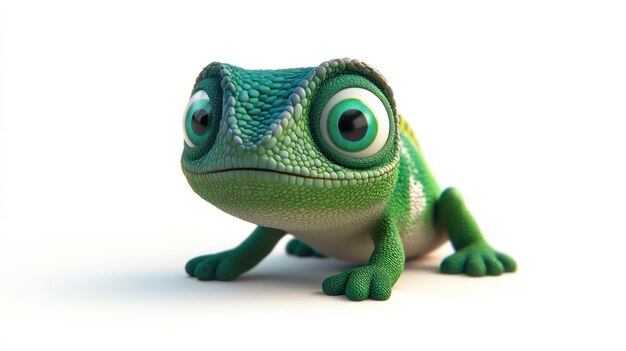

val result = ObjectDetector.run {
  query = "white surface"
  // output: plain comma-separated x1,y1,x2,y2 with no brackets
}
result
1,1,625,350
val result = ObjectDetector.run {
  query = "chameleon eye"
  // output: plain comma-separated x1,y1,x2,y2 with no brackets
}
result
183,90,213,148
320,88,390,158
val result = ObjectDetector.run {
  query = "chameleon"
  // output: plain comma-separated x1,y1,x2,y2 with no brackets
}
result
181,58,516,301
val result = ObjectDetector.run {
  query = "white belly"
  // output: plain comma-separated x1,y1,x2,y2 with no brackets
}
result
289,171,446,263
291,219,445,263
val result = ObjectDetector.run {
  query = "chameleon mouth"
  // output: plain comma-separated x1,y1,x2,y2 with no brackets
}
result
184,167,326,180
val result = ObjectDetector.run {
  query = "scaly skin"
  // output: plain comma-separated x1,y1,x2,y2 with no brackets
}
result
181,58,516,301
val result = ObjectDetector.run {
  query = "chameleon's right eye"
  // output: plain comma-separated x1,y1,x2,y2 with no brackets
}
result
183,90,213,148
309,74,397,169
319,88,390,159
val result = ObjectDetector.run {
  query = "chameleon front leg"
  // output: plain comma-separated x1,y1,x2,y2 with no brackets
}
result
186,226,286,281
437,187,516,276
322,216,405,301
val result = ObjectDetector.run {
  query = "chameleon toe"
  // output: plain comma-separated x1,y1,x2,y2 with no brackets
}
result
440,252,468,274
322,271,351,296
465,252,488,277
345,269,371,301
497,252,517,273
194,257,219,281
485,255,505,276
185,256,205,277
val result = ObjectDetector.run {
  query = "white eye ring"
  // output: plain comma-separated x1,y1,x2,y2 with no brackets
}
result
183,90,210,147
319,87,390,158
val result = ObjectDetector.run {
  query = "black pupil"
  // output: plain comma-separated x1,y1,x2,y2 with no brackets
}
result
191,109,210,135
338,109,368,142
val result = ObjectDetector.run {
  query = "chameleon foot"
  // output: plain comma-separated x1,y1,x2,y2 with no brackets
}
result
440,243,517,277
322,265,394,301
286,238,326,258
185,250,248,281
185,226,286,282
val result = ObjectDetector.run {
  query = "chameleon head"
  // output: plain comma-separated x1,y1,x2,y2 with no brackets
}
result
181,58,401,232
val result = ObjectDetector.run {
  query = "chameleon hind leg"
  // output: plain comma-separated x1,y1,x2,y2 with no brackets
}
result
286,238,326,258
437,187,517,276
186,226,285,281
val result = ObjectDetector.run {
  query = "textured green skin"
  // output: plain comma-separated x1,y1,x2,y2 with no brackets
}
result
182,58,516,301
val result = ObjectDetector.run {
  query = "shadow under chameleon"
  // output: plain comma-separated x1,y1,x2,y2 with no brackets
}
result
51,252,445,304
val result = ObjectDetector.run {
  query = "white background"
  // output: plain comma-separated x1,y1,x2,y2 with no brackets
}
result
1,0,625,350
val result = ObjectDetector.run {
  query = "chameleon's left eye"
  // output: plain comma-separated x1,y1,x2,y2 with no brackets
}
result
320,88,390,158
183,90,213,148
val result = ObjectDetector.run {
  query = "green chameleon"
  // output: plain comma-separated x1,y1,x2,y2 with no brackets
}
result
181,58,516,301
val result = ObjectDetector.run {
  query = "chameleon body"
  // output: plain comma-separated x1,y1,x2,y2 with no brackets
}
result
181,58,516,301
